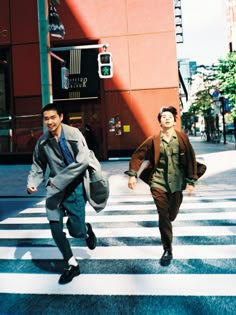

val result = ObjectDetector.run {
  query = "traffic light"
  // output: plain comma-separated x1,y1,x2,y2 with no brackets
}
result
97,52,113,79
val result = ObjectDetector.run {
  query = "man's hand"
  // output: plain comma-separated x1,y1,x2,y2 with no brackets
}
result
27,186,37,194
186,183,195,196
128,176,137,190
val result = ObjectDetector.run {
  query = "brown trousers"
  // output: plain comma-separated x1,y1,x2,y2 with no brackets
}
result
151,188,183,251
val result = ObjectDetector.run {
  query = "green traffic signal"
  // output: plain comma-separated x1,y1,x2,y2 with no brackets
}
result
101,66,111,76
98,52,113,78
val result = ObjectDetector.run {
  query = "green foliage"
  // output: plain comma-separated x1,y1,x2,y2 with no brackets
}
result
189,52,236,118
216,52,236,114
191,89,212,115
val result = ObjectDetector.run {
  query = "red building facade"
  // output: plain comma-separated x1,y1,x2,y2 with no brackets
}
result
225,0,236,52
0,0,180,161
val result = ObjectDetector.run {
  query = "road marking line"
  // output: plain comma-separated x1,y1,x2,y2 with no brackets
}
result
0,245,236,260
1,211,236,224
0,274,236,296
0,226,235,239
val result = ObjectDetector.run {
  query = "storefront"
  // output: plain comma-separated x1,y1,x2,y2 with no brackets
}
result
0,0,180,162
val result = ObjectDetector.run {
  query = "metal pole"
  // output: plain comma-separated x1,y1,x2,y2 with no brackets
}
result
220,97,226,144
234,117,236,148
50,44,109,51
37,0,53,107
50,51,65,63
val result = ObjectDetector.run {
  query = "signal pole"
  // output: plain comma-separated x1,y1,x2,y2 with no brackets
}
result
37,0,53,107
220,96,226,144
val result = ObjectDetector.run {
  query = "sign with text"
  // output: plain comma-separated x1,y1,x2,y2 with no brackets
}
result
52,48,99,100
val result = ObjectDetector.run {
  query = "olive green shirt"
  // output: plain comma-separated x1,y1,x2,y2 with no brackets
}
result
151,130,184,193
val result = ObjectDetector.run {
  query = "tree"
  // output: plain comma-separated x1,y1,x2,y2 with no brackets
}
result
187,52,236,141
188,68,215,116
215,52,236,117
189,52,236,115
186,65,219,141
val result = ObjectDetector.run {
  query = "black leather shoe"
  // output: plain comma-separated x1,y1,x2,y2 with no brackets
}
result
58,265,80,284
85,223,97,250
160,249,173,266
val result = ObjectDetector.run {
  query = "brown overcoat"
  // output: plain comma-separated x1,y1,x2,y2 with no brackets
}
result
126,130,206,186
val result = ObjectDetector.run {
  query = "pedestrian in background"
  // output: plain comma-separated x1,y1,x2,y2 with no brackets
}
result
27,103,96,284
125,106,204,266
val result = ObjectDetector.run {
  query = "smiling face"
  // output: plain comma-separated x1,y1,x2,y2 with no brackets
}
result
43,109,63,136
160,111,176,131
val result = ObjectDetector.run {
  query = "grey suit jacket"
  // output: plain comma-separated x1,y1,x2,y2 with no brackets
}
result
27,123,91,220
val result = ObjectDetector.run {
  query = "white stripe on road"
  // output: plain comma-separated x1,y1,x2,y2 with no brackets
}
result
19,200,236,215
0,226,235,239
0,273,236,296
35,195,236,205
0,245,236,260
1,211,236,224
93,200,236,211
19,208,46,214
101,201,236,211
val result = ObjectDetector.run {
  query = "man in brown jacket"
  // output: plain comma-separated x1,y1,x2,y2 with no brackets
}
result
126,106,205,266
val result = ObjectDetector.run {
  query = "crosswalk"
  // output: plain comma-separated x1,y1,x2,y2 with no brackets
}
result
0,190,236,314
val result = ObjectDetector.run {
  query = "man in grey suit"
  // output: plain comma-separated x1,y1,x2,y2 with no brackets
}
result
27,103,96,284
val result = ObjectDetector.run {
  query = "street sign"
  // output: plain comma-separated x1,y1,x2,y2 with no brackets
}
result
212,89,221,101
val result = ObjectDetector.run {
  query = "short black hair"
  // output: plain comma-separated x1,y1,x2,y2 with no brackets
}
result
157,106,177,122
42,103,63,116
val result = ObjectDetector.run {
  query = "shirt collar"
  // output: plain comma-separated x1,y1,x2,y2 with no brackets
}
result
160,129,177,140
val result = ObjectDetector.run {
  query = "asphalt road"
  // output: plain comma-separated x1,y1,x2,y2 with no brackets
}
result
0,137,236,314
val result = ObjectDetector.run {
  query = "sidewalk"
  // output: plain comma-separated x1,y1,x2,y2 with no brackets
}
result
0,136,236,197
188,136,236,193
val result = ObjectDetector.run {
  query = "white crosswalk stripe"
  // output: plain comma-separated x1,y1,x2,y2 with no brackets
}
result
0,225,236,238
0,245,236,260
0,192,236,300
1,211,236,224
1,273,236,296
